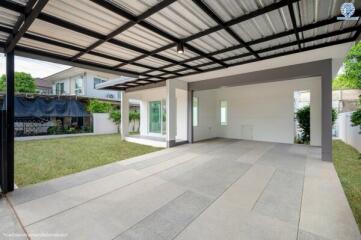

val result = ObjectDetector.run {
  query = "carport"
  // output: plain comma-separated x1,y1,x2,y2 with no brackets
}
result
0,1,360,238
0,0,359,210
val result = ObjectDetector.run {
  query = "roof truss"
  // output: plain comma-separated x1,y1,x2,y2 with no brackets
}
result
0,0,359,89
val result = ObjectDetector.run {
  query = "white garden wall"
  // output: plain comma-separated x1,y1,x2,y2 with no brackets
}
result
93,113,118,134
194,77,322,146
337,112,361,152
93,113,139,134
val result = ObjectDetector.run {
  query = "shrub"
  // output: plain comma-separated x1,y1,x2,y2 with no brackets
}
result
296,106,337,143
87,100,112,113
351,96,361,133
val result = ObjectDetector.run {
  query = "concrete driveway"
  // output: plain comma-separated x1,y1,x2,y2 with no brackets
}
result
2,139,360,240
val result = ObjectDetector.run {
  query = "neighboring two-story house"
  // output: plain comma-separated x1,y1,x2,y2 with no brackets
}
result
42,67,126,100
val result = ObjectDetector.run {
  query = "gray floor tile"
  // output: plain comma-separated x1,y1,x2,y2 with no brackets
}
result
116,191,211,240
253,170,304,225
160,157,251,199
9,162,128,205
298,230,331,240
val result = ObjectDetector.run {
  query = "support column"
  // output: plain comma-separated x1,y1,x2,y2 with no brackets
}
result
187,89,193,143
166,80,176,147
321,63,333,161
2,50,14,193
120,91,129,140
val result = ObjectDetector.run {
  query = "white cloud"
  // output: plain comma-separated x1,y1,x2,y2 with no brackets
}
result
0,54,70,78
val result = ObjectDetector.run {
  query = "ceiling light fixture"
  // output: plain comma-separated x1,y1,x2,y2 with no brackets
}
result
177,42,184,54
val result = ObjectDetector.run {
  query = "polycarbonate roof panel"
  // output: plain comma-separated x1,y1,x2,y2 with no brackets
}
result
146,0,217,38
93,42,141,60
177,69,197,75
163,65,185,72
225,55,255,65
19,38,78,57
0,7,21,28
252,35,296,51
213,47,249,60
202,0,277,22
259,45,298,58
28,20,97,48
231,6,291,42
189,29,240,53
0,31,9,41
108,0,162,15
186,58,211,66
11,0,28,5
80,54,119,66
136,56,169,68
147,70,164,76
114,25,172,51
119,64,149,72
43,0,128,36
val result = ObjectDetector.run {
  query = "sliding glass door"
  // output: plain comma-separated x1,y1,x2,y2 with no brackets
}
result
149,101,162,133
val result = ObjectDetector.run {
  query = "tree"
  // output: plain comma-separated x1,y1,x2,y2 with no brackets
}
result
333,42,361,89
296,106,337,143
0,72,36,93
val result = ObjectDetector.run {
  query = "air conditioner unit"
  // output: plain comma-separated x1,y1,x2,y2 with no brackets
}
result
106,94,114,99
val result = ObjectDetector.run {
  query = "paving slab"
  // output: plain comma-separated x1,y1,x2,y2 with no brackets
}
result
15,169,147,226
0,197,27,240
115,191,212,240
299,158,361,240
253,169,304,225
25,176,185,240
6,139,360,240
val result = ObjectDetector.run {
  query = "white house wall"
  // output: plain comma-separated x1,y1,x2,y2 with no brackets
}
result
85,73,120,99
193,89,219,142
176,88,188,141
128,87,167,137
194,77,321,146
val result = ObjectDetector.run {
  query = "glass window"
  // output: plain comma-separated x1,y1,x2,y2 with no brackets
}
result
55,82,64,95
193,97,198,126
75,78,83,95
94,77,106,89
220,100,227,126
149,101,162,133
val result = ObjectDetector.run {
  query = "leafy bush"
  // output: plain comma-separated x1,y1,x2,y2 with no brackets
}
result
351,96,361,133
87,100,112,113
296,106,337,143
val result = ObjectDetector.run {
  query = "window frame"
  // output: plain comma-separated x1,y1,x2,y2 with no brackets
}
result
220,100,228,126
93,77,106,89
192,96,198,127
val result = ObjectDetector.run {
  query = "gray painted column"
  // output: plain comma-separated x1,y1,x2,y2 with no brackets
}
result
187,89,193,143
321,62,333,161
120,91,129,140
166,80,176,147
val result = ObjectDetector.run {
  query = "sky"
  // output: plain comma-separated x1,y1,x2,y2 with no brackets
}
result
0,53,70,78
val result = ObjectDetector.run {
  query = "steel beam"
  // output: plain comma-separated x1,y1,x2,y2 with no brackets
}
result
5,0,49,53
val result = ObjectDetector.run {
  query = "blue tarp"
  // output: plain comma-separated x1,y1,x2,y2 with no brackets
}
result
12,97,89,118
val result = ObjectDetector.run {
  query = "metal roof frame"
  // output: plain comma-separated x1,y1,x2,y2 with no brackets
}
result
0,0,359,89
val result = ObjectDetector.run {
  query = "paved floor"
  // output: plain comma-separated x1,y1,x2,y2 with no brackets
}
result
2,139,360,240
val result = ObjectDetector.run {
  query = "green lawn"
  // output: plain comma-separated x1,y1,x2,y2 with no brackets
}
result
333,140,361,231
15,134,161,187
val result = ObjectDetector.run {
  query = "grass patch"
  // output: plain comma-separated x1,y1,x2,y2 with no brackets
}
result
15,134,161,187
333,140,361,231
